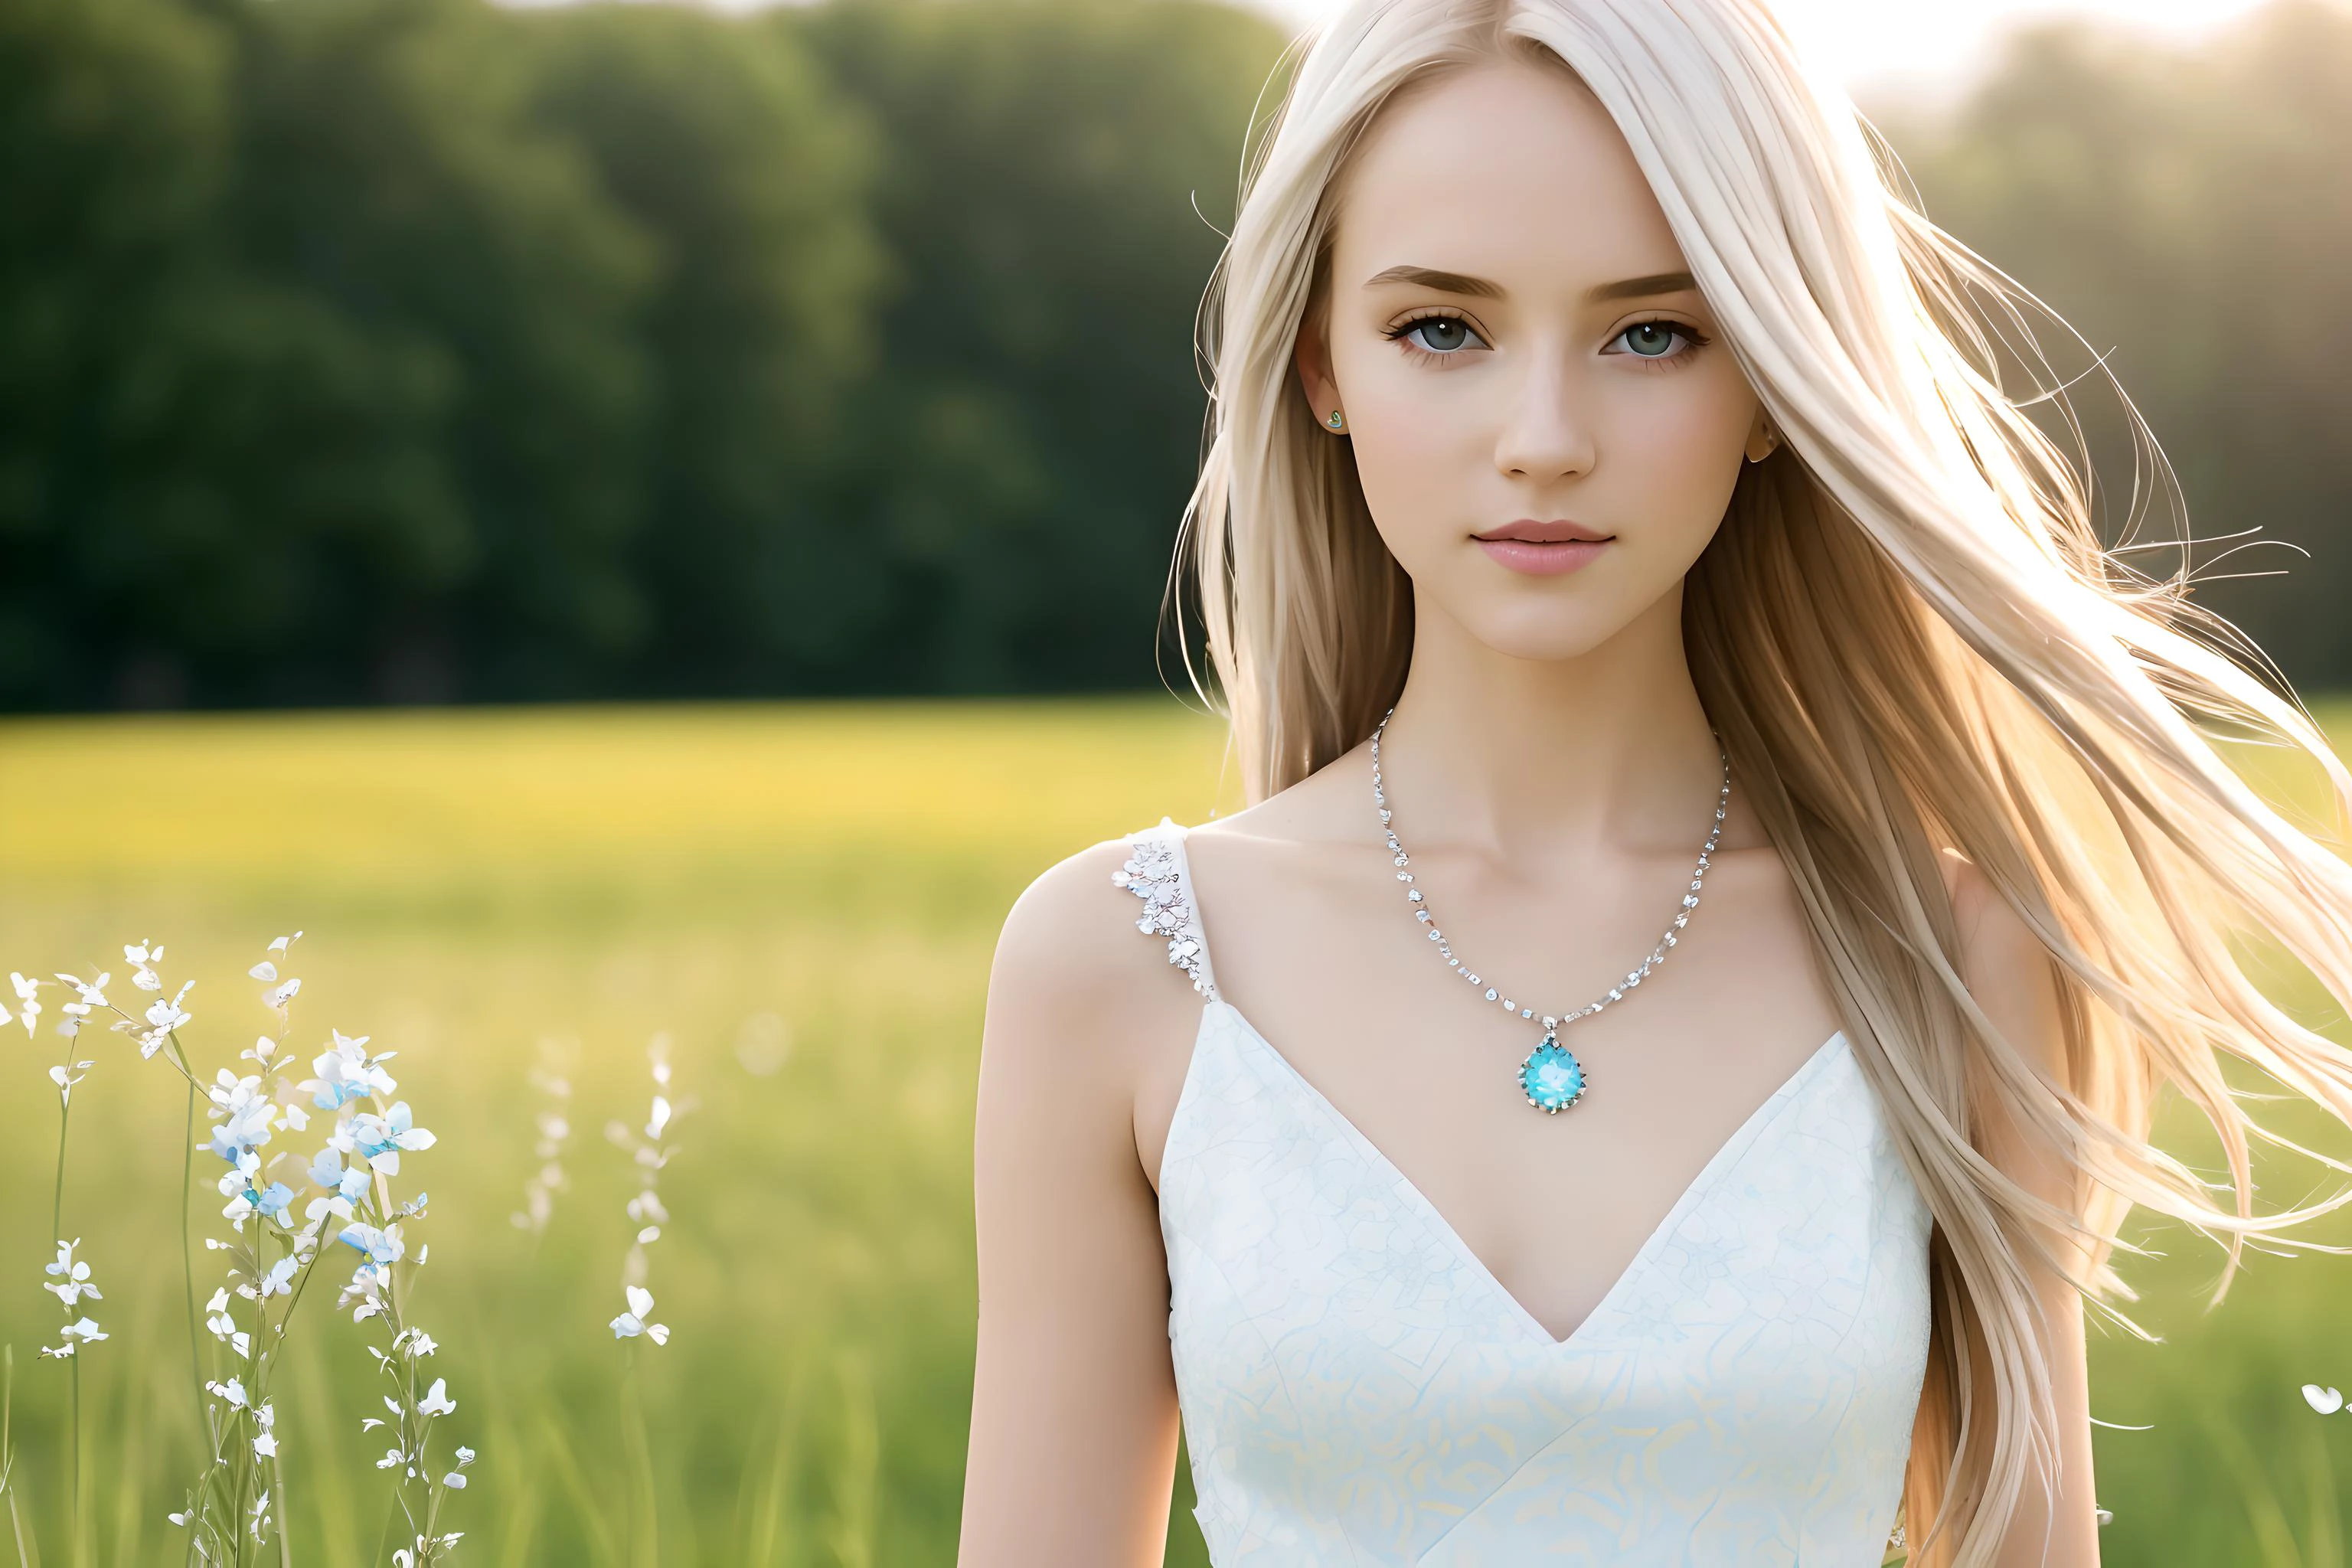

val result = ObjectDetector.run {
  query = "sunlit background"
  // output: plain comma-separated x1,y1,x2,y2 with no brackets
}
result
1257,0,2282,91
2,0,2350,1563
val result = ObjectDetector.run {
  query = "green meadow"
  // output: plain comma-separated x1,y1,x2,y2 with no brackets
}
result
2,700,2350,1565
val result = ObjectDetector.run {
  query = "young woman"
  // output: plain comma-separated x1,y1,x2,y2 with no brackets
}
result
959,2,2352,1563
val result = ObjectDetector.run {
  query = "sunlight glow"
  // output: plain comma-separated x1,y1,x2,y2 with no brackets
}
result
1243,0,2277,88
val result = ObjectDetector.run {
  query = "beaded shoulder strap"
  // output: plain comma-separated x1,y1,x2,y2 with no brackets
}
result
1112,819,1220,1001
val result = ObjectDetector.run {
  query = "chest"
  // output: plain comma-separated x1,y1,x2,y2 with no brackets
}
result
1139,838,1845,1341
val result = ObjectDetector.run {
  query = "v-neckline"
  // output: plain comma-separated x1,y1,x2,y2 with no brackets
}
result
1189,999,1849,1351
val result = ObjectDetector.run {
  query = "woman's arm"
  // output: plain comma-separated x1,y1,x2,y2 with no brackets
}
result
1950,860,2102,1568
957,844,1192,1566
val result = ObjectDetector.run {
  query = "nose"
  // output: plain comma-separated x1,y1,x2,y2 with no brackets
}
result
1492,354,1596,483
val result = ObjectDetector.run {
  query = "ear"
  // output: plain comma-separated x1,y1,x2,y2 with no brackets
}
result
1294,305,1344,430
1743,406,1781,464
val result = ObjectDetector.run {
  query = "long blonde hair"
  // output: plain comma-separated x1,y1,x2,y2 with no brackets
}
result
1178,2,2352,1561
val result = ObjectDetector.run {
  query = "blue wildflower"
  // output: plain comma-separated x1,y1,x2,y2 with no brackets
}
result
338,1222,404,1269
254,1182,296,1226
347,1102,436,1175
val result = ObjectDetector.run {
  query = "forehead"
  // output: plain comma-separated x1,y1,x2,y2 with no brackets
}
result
1333,57,1687,289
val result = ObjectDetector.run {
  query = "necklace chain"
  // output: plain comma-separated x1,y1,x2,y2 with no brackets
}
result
1369,707,1730,1036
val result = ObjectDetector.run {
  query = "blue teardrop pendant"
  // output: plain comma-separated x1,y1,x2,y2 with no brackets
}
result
1518,1034,1586,1114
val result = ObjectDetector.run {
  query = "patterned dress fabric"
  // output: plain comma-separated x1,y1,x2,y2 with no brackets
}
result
1119,821,1933,1566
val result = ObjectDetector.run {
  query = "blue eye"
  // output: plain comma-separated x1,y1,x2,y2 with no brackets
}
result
1390,315,1487,354
1612,321,1700,358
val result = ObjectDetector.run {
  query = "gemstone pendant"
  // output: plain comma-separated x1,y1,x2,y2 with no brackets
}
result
1518,1033,1586,1114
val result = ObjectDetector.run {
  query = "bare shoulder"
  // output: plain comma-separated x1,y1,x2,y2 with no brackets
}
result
992,838,1164,1019
1936,848,2066,1076
985,834,1204,1103
1936,847,2081,1220
1938,848,2035,962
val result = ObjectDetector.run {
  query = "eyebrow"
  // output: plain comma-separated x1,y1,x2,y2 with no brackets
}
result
1362,264,1503,298
1587,270,1698,302
1361,266,1700,304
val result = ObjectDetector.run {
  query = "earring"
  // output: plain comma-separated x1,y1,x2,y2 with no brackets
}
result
1326,410,1347,432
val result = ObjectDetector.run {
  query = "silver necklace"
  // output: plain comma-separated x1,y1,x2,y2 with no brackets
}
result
1369,708,1730,1115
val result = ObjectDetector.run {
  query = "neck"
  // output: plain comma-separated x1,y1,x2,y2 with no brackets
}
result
1379,583,1721,854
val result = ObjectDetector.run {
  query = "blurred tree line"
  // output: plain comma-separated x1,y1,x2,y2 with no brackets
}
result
1,0,1282,705
2,0,2347,709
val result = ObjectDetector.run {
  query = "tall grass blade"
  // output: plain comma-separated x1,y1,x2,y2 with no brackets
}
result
737,1348,812,1568
2210,1409,2309,1568
822,1351,877,1568
4,1344,41,1568
622,1359,658,1568
289,1329,359,1568
2303,1423,2343,1568
479,1365,543,1568
535,1414,619,1568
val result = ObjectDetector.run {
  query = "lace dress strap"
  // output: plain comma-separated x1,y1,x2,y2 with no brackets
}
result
1113,818,1220,1002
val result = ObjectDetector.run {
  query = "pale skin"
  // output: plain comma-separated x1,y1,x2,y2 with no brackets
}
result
960,57,2099,1568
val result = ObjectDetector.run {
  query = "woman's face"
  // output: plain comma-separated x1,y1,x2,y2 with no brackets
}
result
1298,58,1770,664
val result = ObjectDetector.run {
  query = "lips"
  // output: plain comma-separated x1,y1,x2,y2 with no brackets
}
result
1472,519,1614,577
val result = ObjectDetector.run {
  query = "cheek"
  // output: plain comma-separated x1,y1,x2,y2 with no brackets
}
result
1328,344,1492,539
1599,371,1756,534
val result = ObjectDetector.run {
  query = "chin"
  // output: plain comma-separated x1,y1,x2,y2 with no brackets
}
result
1455,601,1636,664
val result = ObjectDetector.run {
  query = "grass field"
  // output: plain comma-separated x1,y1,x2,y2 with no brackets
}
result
2,698,2350,1566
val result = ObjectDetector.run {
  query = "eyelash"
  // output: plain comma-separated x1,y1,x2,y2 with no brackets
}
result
1380,312,1713,368
1383,311,1486,365
1606,319,1712,367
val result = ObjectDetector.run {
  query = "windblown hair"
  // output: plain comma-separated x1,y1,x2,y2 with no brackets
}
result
1178,2,2352,1562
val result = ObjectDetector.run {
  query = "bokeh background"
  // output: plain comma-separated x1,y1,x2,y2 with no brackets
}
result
3,0,2350,1562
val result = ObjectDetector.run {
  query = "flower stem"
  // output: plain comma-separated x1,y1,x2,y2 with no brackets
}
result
50,1095,67,1243
181,1070,206,1442
68,1356,82,1568
50,1064,82,1560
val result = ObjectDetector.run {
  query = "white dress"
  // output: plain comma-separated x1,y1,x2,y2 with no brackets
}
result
1119,821,1933,1566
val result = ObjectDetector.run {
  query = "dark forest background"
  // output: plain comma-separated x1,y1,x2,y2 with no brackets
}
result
4,0,2347,710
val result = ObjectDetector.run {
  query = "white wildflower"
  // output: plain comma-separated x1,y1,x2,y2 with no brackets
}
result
206,1070,277,1158
54,971,108,1039
123,941,163,991
54,972,106,1009
305,1030,397,1110
254,1255,300,1298
11,972,43,1036
133,979,194,1057
43,1238,102,1307
609,1285,669,1346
